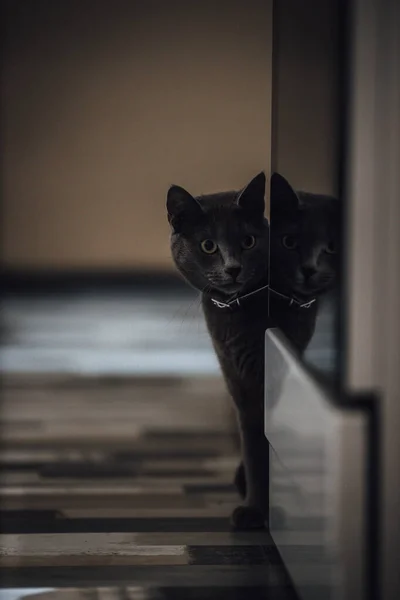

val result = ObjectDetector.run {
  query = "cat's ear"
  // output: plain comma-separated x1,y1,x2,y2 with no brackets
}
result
270,172,299,216
166,185,203,231
236,172,266,215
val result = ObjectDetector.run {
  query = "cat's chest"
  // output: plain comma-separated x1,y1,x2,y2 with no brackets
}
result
203,302,270,357
202,297,318,361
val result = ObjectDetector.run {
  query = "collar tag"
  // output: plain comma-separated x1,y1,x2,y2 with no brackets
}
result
299,299,316,309
211,299,232,309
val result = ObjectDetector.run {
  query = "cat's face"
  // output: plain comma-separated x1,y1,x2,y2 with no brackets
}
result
270,173,340,299
167,173,269,297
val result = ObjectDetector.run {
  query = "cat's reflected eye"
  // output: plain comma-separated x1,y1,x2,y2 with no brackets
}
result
241,235,256,250
200,239,218,254
282,235,297,250
325,241,337,255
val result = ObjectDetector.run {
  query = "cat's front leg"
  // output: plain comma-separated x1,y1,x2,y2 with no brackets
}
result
231,414,269,530
234,461,246,498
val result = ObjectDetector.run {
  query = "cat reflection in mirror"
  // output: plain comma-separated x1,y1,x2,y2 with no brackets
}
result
167,172,339,529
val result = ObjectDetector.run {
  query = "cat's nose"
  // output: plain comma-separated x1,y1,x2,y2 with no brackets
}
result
302,266,317,280
225,266,242,281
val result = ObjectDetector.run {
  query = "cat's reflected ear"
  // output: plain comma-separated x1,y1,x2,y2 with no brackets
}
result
166,185,203,231
270,173,299,216
236,172,266,215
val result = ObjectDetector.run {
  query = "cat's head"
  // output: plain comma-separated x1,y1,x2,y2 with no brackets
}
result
270,172,340,299
167,172,269,296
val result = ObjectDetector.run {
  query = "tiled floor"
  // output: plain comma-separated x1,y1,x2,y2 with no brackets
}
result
0,286,337,599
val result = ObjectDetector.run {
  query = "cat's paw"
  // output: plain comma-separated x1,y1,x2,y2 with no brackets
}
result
234,462,246,499
230,505,266,530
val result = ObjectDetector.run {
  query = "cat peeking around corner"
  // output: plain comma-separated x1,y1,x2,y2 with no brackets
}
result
167,172,339,530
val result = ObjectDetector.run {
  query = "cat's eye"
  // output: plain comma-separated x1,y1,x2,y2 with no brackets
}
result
325,241,337,255
241,235,256,250
282,235,298,250
200,239,218,254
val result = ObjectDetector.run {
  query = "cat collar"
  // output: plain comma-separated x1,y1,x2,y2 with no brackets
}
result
211,284,316,310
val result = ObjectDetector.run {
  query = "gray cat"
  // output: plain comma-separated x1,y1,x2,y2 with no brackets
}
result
167,172,339,530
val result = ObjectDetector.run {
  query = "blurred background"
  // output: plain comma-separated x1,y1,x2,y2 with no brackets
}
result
1,0,339,376
0,0,343,597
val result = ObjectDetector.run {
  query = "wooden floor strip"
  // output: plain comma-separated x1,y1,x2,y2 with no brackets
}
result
0,291,302,598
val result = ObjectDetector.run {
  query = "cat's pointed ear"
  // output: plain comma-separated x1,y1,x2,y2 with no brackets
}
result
236,172,266,215
270,172,299,216
166,185,203,231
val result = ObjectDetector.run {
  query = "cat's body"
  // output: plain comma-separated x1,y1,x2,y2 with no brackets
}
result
167,172,339,530
202,288,319,528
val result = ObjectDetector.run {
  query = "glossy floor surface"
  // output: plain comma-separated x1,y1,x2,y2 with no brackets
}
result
0,372,299,599
0,285,337,599
1,287,336,377
0,286,302,600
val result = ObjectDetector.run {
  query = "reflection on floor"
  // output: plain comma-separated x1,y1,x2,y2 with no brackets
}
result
1,290,214,376
0,286,335,599
1,289,335,376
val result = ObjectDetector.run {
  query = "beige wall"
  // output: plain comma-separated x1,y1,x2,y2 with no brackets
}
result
271,0,339,195
2,0,272,270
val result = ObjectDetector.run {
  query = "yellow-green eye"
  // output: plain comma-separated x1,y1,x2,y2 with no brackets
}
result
241,235,256,250
282,235,297,250
200,239,218,254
